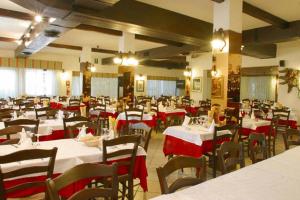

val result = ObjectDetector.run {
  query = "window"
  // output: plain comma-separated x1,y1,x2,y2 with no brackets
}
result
240,76,276,100
91,77,118,98
0,67,18,98
24,69,59,96
147,80,176,97
72,73,83,96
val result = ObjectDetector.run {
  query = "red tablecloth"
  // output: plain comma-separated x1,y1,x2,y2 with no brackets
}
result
49,102,83,111
185,106,199,116
163,135,229,158
4,156,148,198
241,125,271,137
158,112,186,123
116,119,156,131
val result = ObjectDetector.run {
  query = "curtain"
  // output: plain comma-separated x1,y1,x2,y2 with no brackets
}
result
147,80,176,97
72,73,83,96
240,76,276,100
0,67,18,98
91,77,118,98
24,69,59,96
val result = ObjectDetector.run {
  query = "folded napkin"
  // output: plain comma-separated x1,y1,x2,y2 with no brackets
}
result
77,125,87,140
208,120,215,133
182,115,190,127
18,128,33,148
58,110,64,119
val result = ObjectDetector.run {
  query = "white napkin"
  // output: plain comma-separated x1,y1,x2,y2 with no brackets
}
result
158,102,165,112
18,128,33,148
251,111,255,119
208,120,215,133
58,110,64,119
77,125,87,140
182,115,190,127
13,111,18,119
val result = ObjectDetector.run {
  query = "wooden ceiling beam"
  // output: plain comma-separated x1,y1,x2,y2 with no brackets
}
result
0,37,17,42
211,0,225,3
139,60,187,69
242,43,277,59
75,24,122,36
243,2,289,29
48,43,118,54
0,8,34,21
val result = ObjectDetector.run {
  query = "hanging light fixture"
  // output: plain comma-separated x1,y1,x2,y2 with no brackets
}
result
113,51,139,66
211,65,221,77
183,67,192,77
211,28,226,52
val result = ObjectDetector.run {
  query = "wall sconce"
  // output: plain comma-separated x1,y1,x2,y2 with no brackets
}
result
211,65,221,77
183,68,192,77
211,28,226,52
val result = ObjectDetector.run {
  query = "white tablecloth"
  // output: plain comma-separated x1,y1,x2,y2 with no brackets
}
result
159,108,186,114
89,106,117,116
163,125,231,146
0,119,64,136
151,146,300,200
0,139,147,176
117,112,153,121
242,118,271,130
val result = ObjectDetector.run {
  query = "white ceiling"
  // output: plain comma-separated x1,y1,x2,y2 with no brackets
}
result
0,0,34,14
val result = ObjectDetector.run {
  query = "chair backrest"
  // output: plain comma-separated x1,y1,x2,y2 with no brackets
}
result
40,96,50,103
224,107,235,123
125,108,144,122
35,106,50,119
217,141,245,175
69,99,80,106
102,135,140,180
46,163,118,200
282,128,300,150
0,148,57,200
0,125,34,145
4,119,39,135
19,102,35,111
66,121,100,138
63,116,89,138
128,122,152,152
211,124,233,157
0,109,13,122
156,156,206,194
249,133,267,163
13,99,23,106
59,96,68,102
272,109,290,130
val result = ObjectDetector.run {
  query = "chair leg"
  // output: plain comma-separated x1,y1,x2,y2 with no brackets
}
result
121,182,126,200
128,179,134,200
213,157,217,178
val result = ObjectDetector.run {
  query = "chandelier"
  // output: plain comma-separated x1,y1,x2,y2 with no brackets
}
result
113,52,139,66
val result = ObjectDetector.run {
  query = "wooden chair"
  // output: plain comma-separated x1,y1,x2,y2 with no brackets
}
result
0,108,14,122
63,116,89,138
0,148,57,200
128,122,152,152
40,96,51,103
35,107,57,120
224,107,236,124
156,156,206,194
4,119,39,135
66,121,100,138
217,141,245,175
272,109,290,134
282,128,300,150
0,125,34,145
102,135,140,200
46,163,118,200
59,96,68,102
204,124,233,178
123,108,144,135
19,102,35,112
267,117,279,157
69,99,80,106
249,133,268,163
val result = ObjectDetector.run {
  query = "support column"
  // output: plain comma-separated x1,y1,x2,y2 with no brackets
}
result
118,32,136,99
211,0,243,110
80,46,92,96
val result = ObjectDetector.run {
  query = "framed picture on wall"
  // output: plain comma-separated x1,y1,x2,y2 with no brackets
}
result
136,80,145,92
192,77,202,92
211,76,224,98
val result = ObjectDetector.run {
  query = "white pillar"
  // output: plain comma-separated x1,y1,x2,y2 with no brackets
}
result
80,46,92,63
118,32,135,53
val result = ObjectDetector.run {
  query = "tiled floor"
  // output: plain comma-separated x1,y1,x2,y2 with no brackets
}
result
11,131,289,200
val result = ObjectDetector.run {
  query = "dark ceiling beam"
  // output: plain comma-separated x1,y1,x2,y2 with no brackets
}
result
135,35,183,47
76,24,122,36
139,60,187,69
243,2,289,29
0,8,34,21
243,20,300,45
242,44,277,59
68,0,213,46
211,0,224,3
48,43,118,54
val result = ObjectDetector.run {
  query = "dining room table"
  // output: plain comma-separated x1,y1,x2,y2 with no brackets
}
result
0,138,148,198
151,146,300,200
157,107,186,123
163,124,231,157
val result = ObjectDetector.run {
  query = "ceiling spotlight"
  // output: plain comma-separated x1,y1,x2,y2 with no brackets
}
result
49,17,56,23
34,15,43,23
90,66,96,72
